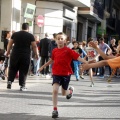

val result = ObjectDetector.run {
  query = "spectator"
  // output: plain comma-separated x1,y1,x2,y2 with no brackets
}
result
6,23,39,91
98,38,112,78
39,33,51,77
33,35,40,75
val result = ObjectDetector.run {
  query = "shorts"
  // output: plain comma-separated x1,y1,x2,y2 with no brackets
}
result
107,57,120,69
52,75,71,90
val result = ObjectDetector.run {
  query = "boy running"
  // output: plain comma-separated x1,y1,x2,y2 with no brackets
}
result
38,32,88,118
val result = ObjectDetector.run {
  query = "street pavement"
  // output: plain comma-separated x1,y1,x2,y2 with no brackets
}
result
0,74,120,120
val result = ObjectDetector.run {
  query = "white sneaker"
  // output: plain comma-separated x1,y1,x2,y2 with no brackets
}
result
90,83,94,87
41,74,45,77
20,86,27,91
46,74,51,79
66,86,74,99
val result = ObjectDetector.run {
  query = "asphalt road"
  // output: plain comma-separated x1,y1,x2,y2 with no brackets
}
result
0,75,120,120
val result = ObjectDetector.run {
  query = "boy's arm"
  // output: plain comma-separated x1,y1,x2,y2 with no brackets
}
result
77,57,88,64
90,42,115,60
38,58,53,72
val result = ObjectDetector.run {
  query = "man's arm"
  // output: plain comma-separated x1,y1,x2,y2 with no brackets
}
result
6,39,14,56
90,42,115,60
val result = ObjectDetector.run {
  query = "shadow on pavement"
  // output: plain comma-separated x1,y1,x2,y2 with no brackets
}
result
0,113,120,120
0,90,120,105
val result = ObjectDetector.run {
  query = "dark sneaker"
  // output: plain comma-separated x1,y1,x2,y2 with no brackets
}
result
2,76,5,80
76,79,79,81
52,110,58,118
66,86,74,99
20,86,27,91
7,81,12,89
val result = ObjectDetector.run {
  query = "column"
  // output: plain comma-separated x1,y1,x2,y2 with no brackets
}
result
85,19,88,41
92,23,97,39
0,0,21,48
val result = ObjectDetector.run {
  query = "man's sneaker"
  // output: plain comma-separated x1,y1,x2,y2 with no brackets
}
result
46,74,51,79
66,86,74,99
52,110,58,118
20,86,27,91
76,79,79,81
7,81,12,89
99,75,104,79
80,75,84,79
30,74,34,76
41,74,45,77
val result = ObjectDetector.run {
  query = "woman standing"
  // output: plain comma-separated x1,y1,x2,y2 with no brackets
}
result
3,31,11,78
4,31,11,51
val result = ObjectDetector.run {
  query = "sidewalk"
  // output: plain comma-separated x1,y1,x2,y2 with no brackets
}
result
0,75,120,120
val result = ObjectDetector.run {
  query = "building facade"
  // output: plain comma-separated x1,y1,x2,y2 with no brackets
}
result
0,0,120,48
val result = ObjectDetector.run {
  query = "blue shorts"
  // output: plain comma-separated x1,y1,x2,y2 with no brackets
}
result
52,75,71,90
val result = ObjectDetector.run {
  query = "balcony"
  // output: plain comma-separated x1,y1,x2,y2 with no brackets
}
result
45,0,91,7
78,0,103,22
78,6,103,22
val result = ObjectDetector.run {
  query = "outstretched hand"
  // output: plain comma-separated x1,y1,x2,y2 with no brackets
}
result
81,60,96,71
89,41,98,49
37,66,44,73
88,59,96,64
81,63,90,71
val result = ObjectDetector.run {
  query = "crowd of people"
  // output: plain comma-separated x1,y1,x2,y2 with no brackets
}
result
1,22,120,118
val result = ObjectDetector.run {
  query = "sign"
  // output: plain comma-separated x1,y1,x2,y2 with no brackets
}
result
63,7,76,20
24,3,36,19
36,15,44,27
97,26,106,35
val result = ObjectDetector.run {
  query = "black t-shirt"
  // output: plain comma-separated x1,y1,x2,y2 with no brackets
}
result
4,39,9,51
110,44,117,56
11,31,35,54
72,47,82,54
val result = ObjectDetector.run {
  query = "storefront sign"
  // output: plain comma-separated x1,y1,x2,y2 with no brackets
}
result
97,26,106,35
24,3,36,19
63,8,76,20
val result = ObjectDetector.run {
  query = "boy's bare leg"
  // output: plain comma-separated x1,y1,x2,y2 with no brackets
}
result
52,83,60,108
61,86,74,100
82,60,108,71
89,68,94,86
61,87,70,96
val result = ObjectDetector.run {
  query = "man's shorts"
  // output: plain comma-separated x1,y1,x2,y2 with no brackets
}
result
52,75,71,90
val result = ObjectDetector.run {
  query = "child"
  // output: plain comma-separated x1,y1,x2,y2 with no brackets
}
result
38,32,88,118
82,41,120,71
85,38,99,87
72,41,82,81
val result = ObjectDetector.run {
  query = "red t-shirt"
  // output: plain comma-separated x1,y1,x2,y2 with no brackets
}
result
51,47,80,76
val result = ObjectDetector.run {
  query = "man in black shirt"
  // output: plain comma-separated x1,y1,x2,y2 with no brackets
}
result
6,23,39,91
